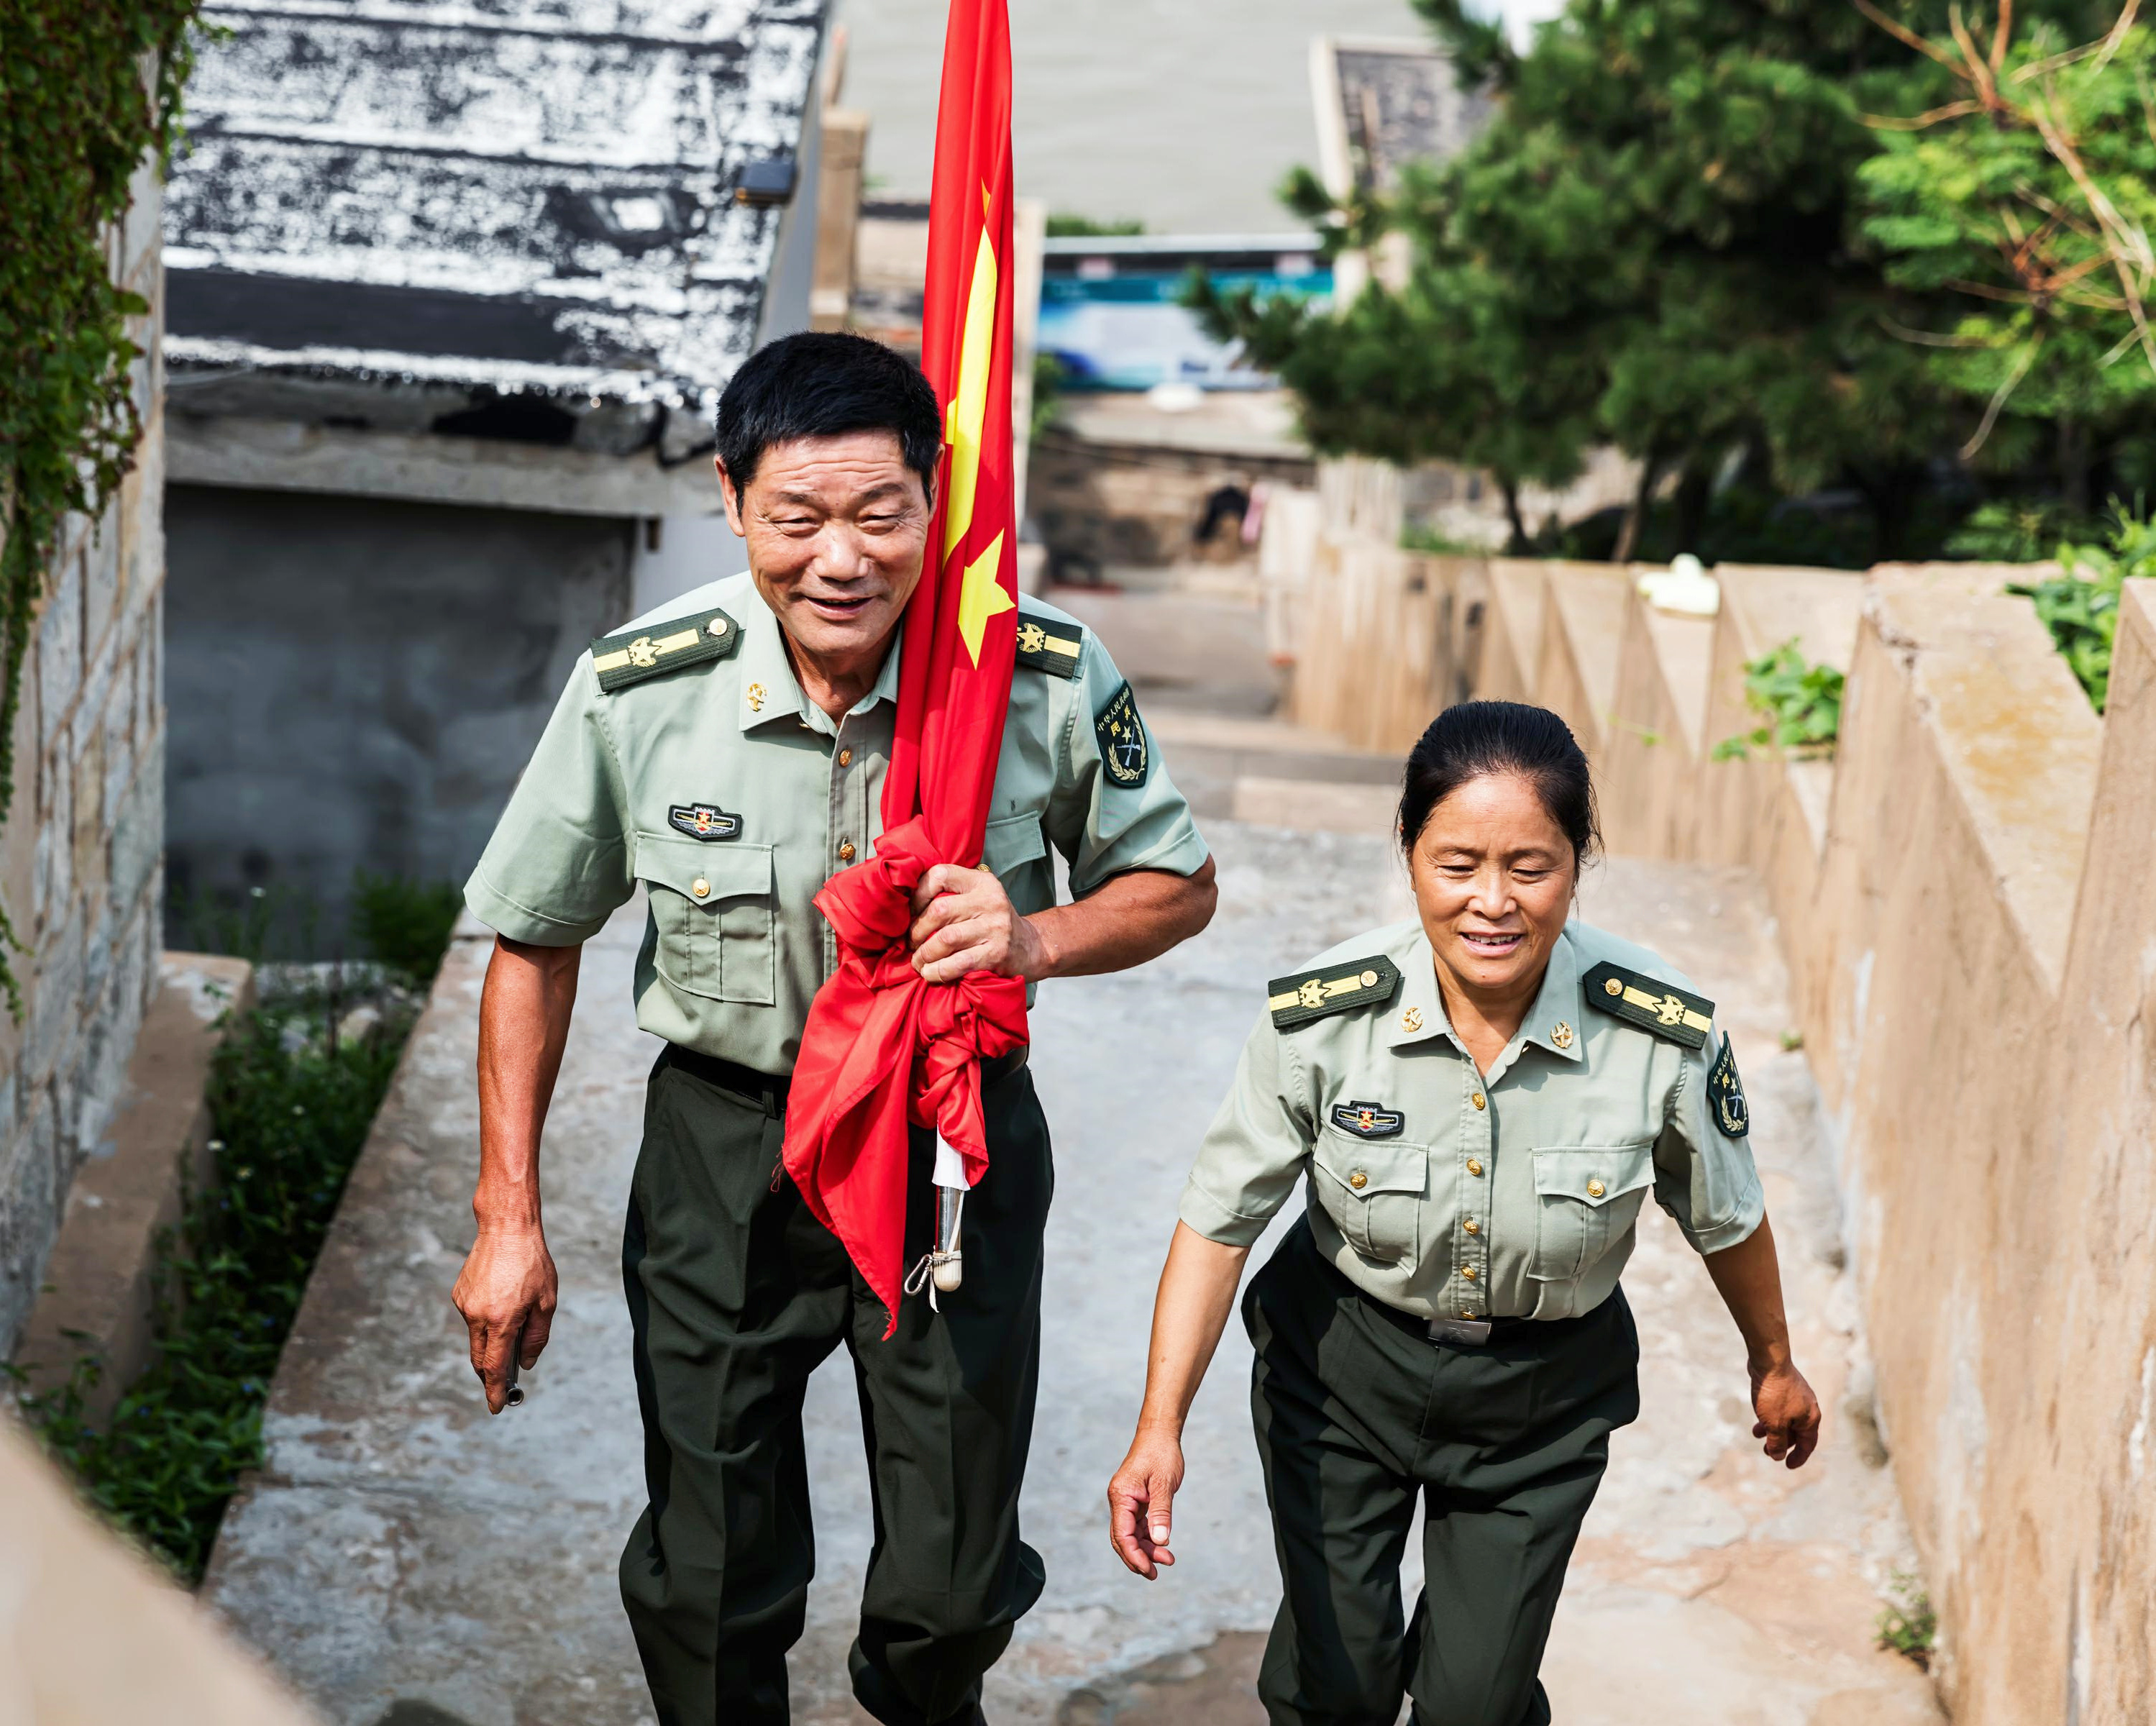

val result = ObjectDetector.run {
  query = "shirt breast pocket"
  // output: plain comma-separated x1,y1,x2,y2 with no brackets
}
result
636,835,777,1007
1310,1132,1427,1266
982,811,1049,898
1528,1145,1655,1284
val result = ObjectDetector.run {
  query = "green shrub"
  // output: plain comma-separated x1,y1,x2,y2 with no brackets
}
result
9,995,407,1581
351,871,462,988
1712,640,1845,761
1876,1572,1937,1670
2007,500,2156,712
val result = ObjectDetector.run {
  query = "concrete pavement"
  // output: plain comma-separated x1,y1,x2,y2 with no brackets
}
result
201,807,1942,1725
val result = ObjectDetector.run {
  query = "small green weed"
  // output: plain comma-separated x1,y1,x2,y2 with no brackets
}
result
1712,639,1845,762
1876,1571,1937,1670
2006,498,2156,713
351,871,462,990
11,993,408,1581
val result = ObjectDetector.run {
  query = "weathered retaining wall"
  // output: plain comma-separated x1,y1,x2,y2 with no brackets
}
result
0,157,168,1353
1281,524,2156,1722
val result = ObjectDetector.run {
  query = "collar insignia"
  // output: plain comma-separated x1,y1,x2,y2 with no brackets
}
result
1582,960,1714,1049
668,803,742,842
1330,1100,1405,1140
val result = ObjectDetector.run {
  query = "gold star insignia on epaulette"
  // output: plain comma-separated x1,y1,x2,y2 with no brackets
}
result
1582,961,1714,1049
1014,613,1084,677
1266,956,1402,1029
591,606,741,693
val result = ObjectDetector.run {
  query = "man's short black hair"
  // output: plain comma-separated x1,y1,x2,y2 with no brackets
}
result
715,331,943,493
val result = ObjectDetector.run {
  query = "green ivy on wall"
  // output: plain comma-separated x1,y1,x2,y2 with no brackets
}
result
0,0,201,1013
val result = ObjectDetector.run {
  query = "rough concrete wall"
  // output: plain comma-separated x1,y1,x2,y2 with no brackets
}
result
163,487,631,945
0,156,169,1354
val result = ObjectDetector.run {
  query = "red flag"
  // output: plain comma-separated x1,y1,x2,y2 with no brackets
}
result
781,0,1025,1335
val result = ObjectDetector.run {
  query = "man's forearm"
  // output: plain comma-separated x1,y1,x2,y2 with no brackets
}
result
1028,856,1217,980
475,936,583,1228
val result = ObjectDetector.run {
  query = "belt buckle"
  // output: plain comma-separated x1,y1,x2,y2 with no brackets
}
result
1428,1317,1492,1347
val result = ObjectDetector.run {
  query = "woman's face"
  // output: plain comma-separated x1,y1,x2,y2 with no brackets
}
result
1407,772,1578,1002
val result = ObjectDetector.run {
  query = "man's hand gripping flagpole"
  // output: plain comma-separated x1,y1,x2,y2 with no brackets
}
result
780,0,1023,1337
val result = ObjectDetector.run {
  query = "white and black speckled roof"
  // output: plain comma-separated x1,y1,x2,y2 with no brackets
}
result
164,0,826,436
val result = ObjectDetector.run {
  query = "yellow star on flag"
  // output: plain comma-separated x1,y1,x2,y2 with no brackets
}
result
955,529,1012,666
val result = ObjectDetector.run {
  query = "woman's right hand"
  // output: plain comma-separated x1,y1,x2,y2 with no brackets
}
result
1107,1425,1186,1579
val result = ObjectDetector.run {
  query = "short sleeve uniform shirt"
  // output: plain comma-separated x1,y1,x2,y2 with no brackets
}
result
465,572,1211,1076
1179,918,1765,1322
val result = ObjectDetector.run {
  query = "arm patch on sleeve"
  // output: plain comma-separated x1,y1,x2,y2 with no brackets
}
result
1266,956,1402,1028
590,606,742,694
1095,681,1152,787
1583,960,1715,1049
1708,1033,1750,1138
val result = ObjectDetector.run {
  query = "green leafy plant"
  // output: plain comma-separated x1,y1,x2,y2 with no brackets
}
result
2007,496,2156,708
0,0,204,1014
351,871,462,990
1947,498,2101,562
1876,1571,1939,1669
9,990,409,1581
1044,213,1145,238
1712,640,1847,761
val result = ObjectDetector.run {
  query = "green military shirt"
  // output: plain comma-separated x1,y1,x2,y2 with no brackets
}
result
1179,918,1764,1323
465,571,1210,1074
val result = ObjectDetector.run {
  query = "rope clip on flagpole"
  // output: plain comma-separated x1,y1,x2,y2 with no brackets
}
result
904,1131,971,1310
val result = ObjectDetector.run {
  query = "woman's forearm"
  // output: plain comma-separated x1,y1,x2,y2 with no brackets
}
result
1134,1222,1251,1435
1701,1212,1791,1372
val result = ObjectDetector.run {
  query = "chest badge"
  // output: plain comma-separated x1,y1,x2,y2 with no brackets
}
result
1331,1100,1405,1140
1095,681,1152,787
668,802,743,842
1708,1033,1750,1139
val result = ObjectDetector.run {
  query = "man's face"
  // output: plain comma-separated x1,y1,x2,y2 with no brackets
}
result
719,430,931,668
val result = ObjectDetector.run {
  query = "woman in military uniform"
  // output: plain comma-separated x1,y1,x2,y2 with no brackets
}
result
1105,700,1821,1726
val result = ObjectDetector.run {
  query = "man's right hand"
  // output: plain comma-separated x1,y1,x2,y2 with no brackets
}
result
453,1223,558,1414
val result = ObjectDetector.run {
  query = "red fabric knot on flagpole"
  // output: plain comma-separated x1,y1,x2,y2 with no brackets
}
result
782,818,1028,1335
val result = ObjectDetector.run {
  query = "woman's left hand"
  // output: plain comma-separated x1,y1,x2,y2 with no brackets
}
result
1750,1359,1822,1469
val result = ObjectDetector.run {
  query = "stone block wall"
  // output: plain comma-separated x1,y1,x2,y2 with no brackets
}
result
0,157,167,1353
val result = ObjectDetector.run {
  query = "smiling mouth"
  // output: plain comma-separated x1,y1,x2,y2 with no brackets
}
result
1461,930,1525,956
803,592,876,620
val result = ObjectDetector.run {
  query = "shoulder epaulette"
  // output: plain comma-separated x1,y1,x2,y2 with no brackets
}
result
1583,960,1714,1049
590,606,742,694
1266,956,1402,1030
1014,611,1084,679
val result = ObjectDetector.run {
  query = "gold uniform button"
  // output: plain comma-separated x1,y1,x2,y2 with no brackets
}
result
1587,1179,1606,1199
1467,1159,1484,1177
1461,1309,1477,1320
1360,969,1379,987
1348,1170,1369,1190
707,616,728,638
1605,977,1624,997
1462,1265,1478,1282
838,841,857,863
839,747,854,767
1463,1218,1479,1235
691,877,711,899
1471,1092,1486,1111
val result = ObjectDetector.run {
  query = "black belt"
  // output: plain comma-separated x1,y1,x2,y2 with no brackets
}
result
1308,1232,1604,1348
662,1043,1029,1115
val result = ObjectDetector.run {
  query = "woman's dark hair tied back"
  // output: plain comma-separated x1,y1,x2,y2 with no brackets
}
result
1399,700,1599,864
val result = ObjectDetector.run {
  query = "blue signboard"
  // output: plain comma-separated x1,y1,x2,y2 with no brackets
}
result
1037,242,1333,392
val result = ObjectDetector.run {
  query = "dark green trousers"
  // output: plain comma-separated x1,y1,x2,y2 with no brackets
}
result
618,1046,1052,1726
1244,1219,1640,1726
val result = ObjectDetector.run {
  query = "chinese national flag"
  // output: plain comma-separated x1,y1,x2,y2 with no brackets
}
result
781,0,1024,1334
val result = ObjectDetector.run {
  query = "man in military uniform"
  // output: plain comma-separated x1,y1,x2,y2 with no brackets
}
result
452,332,1216,1726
